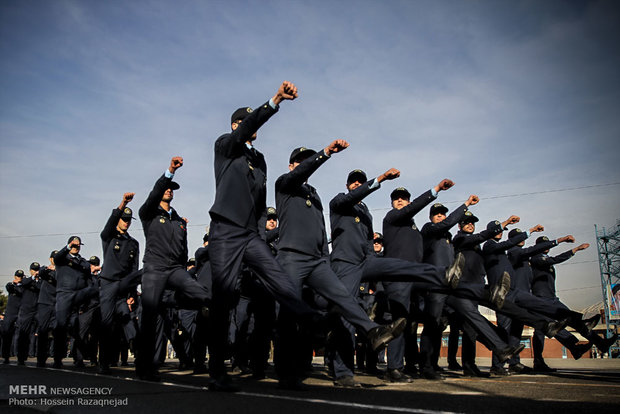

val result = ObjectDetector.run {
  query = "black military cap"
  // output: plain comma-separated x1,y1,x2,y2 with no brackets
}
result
167,181,180,191
508,228,523,239
536,236,550,244
187,258,196,267
30,262,40,271
289,147,317,164
390,187,411,201
89,256,100,266
373,233,384,244
347,169,368,185
429,203,449,217
460,211,479,224
121,207,135,221
50,250,59,258
203,233,209,243
15,269,25,277
267,206,277,219
231,107,253,124
67,235,84,246
486,220,502,232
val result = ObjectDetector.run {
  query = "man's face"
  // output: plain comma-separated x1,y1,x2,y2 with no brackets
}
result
373,240,383,253
431,213,446,224
347,180,362,191
117,218,131,233
70,244,81,255
460,222,475,234
14,276,22,283
288,162,300,171
493,232,503,240
392,196,410,210
29,269,37,277
162,188,174,202
266,218,277,231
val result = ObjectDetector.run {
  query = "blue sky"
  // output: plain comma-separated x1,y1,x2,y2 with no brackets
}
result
1,0,619,310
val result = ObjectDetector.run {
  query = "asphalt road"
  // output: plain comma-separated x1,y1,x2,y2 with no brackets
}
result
2,357,620,414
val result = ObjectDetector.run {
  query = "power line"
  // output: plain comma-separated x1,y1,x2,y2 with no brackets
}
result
0,182,618,240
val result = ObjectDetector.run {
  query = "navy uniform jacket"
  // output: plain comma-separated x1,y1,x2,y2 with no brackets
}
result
421,204,468,268
53,247,93,292
4,282,23,318
18,276,40,320
209,102,278,232
139,174,188,269
275,149,330,257
482,233,527,287
507,240,556,291
330,179,380,265
453,221,503,285
265,228,280,256
194,245,213,291
383,190,436,262
100,208,140,280
530,250,574,298
38,267,57,306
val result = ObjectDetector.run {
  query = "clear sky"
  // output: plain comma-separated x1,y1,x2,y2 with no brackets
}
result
1,0,619,310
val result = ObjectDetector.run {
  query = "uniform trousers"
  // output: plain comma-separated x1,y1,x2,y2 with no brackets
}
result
36,304,55,364
275,250,378,380
329,257,443,377
207,220,316,379
136,265,209,375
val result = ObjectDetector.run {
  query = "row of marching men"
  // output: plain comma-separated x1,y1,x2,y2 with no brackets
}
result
2,80,618,392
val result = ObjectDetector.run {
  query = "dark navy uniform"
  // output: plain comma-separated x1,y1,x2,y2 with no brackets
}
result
98,207,140,372
17,267,41,364
328,176,447,381
207,102,315,385
530,243,616,365
452,221,515,374
418,203,467,376
275,149,386,384
52,243,95,367
36,259,57,367
137,173,209,379
2,272,24,363
382,188,438,375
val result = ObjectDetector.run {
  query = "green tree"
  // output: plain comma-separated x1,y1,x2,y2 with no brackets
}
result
0,288,7,315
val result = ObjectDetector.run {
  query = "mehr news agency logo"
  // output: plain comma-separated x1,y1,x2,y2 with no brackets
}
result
8,384,128,408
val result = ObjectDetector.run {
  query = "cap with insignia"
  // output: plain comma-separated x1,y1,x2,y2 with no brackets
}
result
50,250,59,258
67,235,84,246
231,107,253,124
15,269,25,277
89,256,100,266
430,203,449,217
487,221,503,232
187,258,196,267
30,262,40,271
508,228,522,239
121,207,136,221
266,207,277,219
347,169,368,185
460,211,479,224
536,236,550,244
289,147,317,164
390,187,411,201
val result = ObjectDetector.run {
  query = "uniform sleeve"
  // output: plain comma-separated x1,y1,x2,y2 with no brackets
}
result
139,174,175,221
484,233,527,255
101,208,123,243
215,101,278,158
421,204,467,236
384,190,436,225
276,150,330,193
329,181,378,214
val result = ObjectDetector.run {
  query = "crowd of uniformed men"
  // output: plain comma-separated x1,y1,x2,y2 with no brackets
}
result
1,81,617,392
